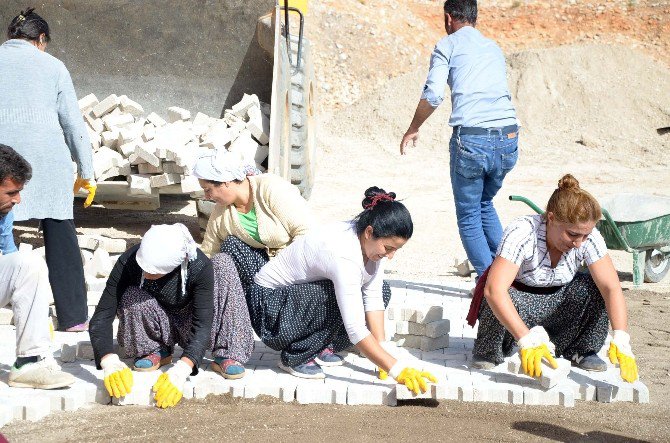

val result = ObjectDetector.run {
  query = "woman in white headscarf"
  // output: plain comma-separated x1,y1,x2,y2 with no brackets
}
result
88,223,253,409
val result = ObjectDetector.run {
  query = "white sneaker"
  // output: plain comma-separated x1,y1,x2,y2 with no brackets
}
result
9,357,75,389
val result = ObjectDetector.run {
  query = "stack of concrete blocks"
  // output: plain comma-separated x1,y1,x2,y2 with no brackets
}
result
391,305,451,352
77,93,271,202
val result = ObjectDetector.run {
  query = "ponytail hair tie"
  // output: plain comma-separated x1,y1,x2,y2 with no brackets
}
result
17,14,25,22
364,193,395,210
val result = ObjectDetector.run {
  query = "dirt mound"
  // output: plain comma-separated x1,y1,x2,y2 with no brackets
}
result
330,43,670,167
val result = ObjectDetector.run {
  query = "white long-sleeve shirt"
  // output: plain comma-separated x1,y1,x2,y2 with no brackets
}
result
254,221,386,344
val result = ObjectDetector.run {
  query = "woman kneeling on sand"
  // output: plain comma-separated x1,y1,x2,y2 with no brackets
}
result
89,223,251,408
192,150,316,376
467,174,638,383
224,186,435,392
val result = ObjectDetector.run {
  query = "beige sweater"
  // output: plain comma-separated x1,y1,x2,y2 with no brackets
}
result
200,174,312,257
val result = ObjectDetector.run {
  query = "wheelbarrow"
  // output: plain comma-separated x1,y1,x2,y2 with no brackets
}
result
509,194,670,287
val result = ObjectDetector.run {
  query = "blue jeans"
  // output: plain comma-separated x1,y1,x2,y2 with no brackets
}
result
449,127,519,277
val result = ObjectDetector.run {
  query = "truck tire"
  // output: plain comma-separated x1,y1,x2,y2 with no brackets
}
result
644,248,670,283
288,36,316,199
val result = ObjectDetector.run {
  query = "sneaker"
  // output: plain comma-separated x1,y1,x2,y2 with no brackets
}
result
9,357,75,389
569,352,607,372
64,320,89,333
470,355,496,370
211,358,246,380
314,347,343,367
278,359,325,379
134,349,173,372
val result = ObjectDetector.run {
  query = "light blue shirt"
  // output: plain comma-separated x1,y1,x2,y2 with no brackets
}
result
0,211,17,255
421,26,517,128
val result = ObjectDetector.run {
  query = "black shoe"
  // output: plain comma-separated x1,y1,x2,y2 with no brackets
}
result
569,351,607,372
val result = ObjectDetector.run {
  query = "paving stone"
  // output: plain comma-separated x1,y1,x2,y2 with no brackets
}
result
633,381,650,403
424,319,451,338
60,344,77,363
23,396,51,421
508,354,571,389
92,94,120,118
396,383,436,400
112,372,160,406
146,112,167,127
400,305,443,324
0,403,14,427
78,93,99,111
347,384,396,406
167,106,191,123
76,341,95,360
119,95,144,116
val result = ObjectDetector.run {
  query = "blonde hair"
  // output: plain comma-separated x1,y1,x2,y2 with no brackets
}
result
545,174,602,224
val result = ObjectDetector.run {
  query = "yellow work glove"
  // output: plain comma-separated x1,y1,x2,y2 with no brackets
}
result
100,354,133,398
152,360,191,409
73,176,97,208
518,326,558,378
389,362,437,395
608,330,638,383
377,368,388,380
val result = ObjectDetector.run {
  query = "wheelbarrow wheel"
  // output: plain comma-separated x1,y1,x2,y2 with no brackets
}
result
644,249,670,283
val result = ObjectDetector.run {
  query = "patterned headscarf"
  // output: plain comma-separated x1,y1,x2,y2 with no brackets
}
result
136,223,198,295
191,149,260,182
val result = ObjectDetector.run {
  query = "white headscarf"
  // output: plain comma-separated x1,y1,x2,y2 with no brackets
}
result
136,223,198,295
191,149,260,183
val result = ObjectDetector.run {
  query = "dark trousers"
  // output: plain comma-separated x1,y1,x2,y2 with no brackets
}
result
41,218,87,329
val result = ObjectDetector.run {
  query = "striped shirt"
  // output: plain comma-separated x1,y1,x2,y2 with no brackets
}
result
497,215,607,287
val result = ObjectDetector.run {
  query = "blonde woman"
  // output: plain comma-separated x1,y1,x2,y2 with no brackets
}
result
467,174,638,384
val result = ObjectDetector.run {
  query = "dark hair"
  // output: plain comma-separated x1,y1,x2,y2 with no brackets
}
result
444,0,478,25
353,187,413,239
7,7,50,43
0,144,32,184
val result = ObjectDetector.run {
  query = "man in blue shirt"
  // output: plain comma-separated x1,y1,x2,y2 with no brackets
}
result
400,0,519,279
0,143,74,389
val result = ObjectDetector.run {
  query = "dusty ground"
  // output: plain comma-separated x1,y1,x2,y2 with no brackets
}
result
3,289,669,442
5,0,670,441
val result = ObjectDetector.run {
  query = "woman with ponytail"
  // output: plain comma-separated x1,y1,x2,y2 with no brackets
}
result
467,175,638,385
223,186,435,391
89,223,252,408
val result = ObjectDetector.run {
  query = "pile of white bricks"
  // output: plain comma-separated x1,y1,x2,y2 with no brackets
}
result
389,305,451,352
78,92,270,196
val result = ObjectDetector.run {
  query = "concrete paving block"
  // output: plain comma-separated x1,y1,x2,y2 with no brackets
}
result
142,124,156,142
85,275,107,292
396,321,410,335
83,383,111,404
180,175,201,193
135,143,161,167
150,173,181,188
23,396,51,421
246,106,270,145
231,384,245,398
84,112,105,135
103,113,134,132
128,174,153,196
146,112,167,127
161,161,184,174
0,307,13,325
112,372,159,406
89,248,114,278
100,129,120,150
508,354,571,389
78,93,99,111
76,341,95,360
0,404,14,427
230,93,260,118
118,140,140,157
387,306,396,320
60,344,77,363
92,94,120,118
18,243,33,253
424,319,451,338
559,386,576,407
167,106,191,123
396,384,435,400
400,305,443,324
407,322,426,336
420,334,450,352
182,380,195,400
279,383,297,402
347,384,396,406
633,381,649,403
119,95,144,116
393,334,422,349
523,386,545,405
137,162,163,174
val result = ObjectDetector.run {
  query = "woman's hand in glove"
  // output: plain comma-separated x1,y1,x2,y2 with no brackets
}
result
101,354,133,398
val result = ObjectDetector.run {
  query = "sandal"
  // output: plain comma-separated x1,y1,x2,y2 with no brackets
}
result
211,358,246,380
134,350,172,372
